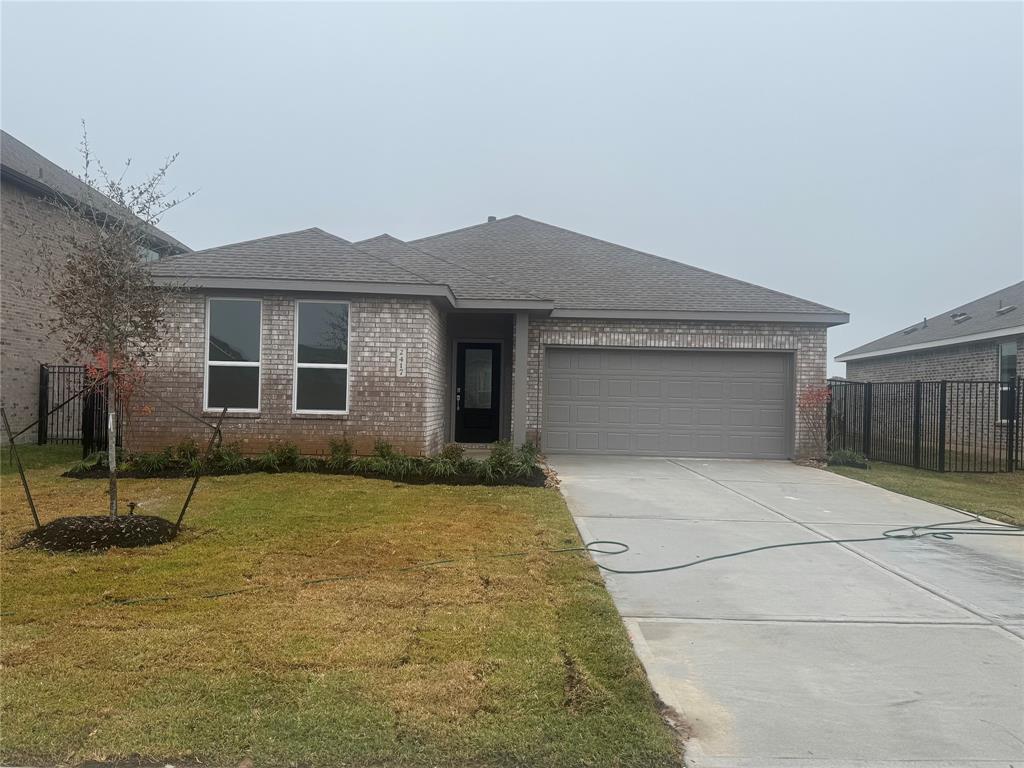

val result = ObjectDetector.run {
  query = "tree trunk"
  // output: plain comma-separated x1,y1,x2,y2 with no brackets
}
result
107,353,118,518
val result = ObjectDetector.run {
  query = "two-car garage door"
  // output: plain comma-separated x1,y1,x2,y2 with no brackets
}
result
542,348,793,459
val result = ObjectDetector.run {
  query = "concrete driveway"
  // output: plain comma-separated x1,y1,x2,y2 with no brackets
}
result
552,456,1024,768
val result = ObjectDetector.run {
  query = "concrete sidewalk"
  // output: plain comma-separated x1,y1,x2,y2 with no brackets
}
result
552,456,1024,768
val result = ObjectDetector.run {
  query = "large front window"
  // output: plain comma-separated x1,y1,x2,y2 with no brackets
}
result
999,340,1018,421
206,298,262,411
294,300,349,413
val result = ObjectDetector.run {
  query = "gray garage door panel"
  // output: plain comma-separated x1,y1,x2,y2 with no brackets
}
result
543,349,793,458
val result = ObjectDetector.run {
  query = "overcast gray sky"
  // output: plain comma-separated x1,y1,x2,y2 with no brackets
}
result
2,1,1021,374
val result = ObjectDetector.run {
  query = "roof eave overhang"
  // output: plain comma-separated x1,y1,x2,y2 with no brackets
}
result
3,166,191,254
153,275,458,305
836,325,1024,362
455,298,555,311
550,308,849,325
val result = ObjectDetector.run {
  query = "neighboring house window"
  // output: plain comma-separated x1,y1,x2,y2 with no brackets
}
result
999,340,1018,421
294,300,350,413
206,298,261,411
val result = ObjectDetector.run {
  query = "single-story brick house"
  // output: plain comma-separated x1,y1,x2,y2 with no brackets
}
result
135,216,847,458
837,281,1022,420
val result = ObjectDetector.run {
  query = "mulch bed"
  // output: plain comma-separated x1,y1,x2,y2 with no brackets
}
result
18,515,178,552
64,466,548,487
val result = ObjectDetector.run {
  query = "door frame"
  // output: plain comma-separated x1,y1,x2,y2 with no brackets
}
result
450,338,505,443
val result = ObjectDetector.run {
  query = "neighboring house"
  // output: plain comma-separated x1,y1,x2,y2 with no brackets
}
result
135,216,846,459
836,281,1023,419
0,130,189,440
135,216,847,458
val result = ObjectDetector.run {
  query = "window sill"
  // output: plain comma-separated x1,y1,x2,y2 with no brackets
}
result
204,410,262,420
291,412,351,421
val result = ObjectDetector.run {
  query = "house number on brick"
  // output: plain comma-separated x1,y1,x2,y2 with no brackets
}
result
396,348,407,377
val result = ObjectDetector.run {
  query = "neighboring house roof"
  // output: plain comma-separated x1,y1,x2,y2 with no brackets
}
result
149,214,848,323
411,216,846,322
1,130,190,254
836,281,1024,363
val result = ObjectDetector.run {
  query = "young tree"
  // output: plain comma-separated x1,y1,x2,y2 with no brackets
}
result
31,124,192,517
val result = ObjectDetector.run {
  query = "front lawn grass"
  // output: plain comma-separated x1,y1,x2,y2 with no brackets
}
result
828,461,1024,525
0,448,680,767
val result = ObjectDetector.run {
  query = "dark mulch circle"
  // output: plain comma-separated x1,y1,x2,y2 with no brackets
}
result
18,515,178,552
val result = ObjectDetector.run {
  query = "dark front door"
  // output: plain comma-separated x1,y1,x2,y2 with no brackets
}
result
455,342,501,443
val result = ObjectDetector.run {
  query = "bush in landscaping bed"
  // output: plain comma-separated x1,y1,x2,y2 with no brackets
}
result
827,448,869,469
63,439,545,486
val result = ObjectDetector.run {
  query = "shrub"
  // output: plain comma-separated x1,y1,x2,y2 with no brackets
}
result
296,456,322,472
68,452,106,475
798,385,831,460
423,455,459,479
326,439,353,471
513,441,540,478
209,443,248,474
827,448,869,469
129,450,173,475
174,438,200,464
438,443,465,463
477,441,518,483
262,441,300,472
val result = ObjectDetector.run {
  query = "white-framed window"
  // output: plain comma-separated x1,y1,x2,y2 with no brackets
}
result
205,297,262,412
998,340,1018,422
293,300,350,414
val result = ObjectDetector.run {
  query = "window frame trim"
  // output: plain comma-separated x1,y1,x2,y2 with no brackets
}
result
292,299,351,415
997,340,1018,423
204,296,263,414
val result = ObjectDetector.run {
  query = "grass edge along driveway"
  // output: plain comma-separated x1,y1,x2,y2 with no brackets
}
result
0,448,682,768
828,460,1024,525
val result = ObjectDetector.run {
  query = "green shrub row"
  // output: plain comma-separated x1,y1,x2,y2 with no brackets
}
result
826,448,869,468
76,439,543,485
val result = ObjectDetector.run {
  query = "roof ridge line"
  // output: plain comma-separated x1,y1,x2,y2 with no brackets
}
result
510,215,842,314
409,214,518,245
156,227,325,262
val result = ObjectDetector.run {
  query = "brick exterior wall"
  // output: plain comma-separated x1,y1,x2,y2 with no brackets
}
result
524,318,829,457
129,292,448,456
0,181,77,441
845,335,1023,382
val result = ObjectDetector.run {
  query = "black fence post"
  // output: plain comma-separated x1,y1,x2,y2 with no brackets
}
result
862,382,872,459
937,380,947,473
912,380,923,469
82,390,94,459
1007,377,1018,473
36,365,49,445
826,382,833,451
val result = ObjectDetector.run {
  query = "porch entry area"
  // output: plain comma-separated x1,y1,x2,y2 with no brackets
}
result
454,342,501,442
448,312,523,445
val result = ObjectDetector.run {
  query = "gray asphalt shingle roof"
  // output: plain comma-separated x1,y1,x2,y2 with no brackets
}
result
837,281,1024,360
150,228,433,285
411,215,843,316
1,130,190,254
353,234,544,302
148,214,846,320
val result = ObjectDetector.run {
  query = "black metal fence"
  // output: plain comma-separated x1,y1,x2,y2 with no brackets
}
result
827,378,1022,473
37,364,122,457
